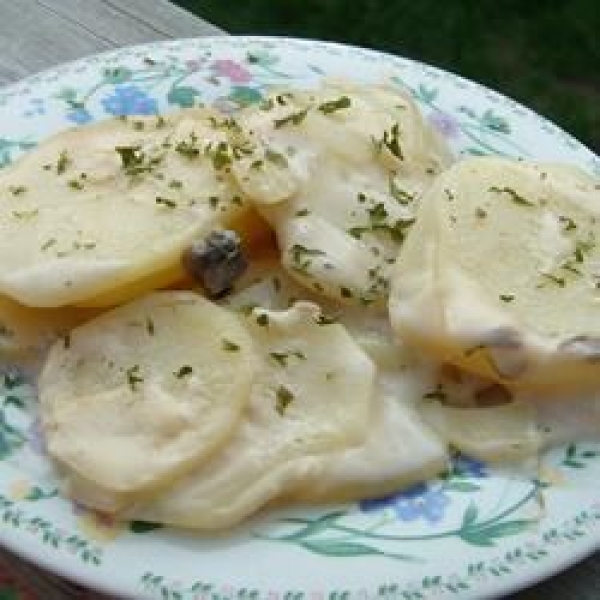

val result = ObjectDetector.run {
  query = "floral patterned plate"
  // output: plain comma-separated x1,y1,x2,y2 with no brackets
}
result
0,37,599,600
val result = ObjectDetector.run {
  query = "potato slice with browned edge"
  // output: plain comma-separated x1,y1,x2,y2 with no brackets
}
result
39,291,257,511
127,302,376,529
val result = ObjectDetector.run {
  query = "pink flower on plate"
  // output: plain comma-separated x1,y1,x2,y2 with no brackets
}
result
428,110,461,139
211,59,251,84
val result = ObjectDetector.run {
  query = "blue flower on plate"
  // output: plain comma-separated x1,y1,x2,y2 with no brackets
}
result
101,85,158,116
452,454,488,478
360,483,450,524
66,107,93,125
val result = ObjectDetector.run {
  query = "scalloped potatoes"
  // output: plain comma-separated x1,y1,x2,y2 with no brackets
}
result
12,81,600,535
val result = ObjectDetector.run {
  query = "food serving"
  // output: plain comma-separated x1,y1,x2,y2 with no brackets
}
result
1,80,599,533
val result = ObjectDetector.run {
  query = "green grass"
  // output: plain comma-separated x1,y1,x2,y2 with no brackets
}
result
175,0,599,152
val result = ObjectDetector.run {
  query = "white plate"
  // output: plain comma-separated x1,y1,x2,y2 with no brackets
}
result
0,37,598,600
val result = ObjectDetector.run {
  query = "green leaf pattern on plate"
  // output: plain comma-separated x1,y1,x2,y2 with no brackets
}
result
0,494,102,565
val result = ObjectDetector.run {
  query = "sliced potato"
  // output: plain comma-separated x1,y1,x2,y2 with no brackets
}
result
0,295,96,358
0,110,253,307
390,157,600,389
39,291,258,511
75,263,185,308
420,401,540,462
286,388,447,503
127,302,376,529
234,81,452,306
0,197,204,307
279,330,446,503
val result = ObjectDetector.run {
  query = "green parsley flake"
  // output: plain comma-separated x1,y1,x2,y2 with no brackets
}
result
264,148,288,168
9,185,26,196
275,385,295,416
68,179,84,190
444,188,456,201
56,150,70,174
540,273,566,288
373,123,403,160
221,338,240,352
115,145,153,176
559,215,577,231
175,136,200,159
256,313,269,327
289,244,326,275
389,178,414,204
211,142,232,170
146,317,155,336
126,365,144,391
174,365,193,378
269,351,306,367
500,294,515,302
489,186,536,207
574,237,595,263
12,209,39,219
155,196,178,208
41,238,57,251
274,109,309,129
348,217,415,244
368,202,388,223
317,96,351,115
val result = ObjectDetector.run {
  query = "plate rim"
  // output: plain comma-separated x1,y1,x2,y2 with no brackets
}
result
0,34,596,162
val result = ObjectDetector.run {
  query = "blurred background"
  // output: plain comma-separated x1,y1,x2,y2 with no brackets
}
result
175,0,599,152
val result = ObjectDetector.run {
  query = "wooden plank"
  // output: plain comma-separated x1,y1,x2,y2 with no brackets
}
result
100,0,223,38
0,0,113,86
0,0,223,86
39,0,223,43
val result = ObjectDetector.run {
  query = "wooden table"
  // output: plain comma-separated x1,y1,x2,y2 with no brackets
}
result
0,1,597,598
